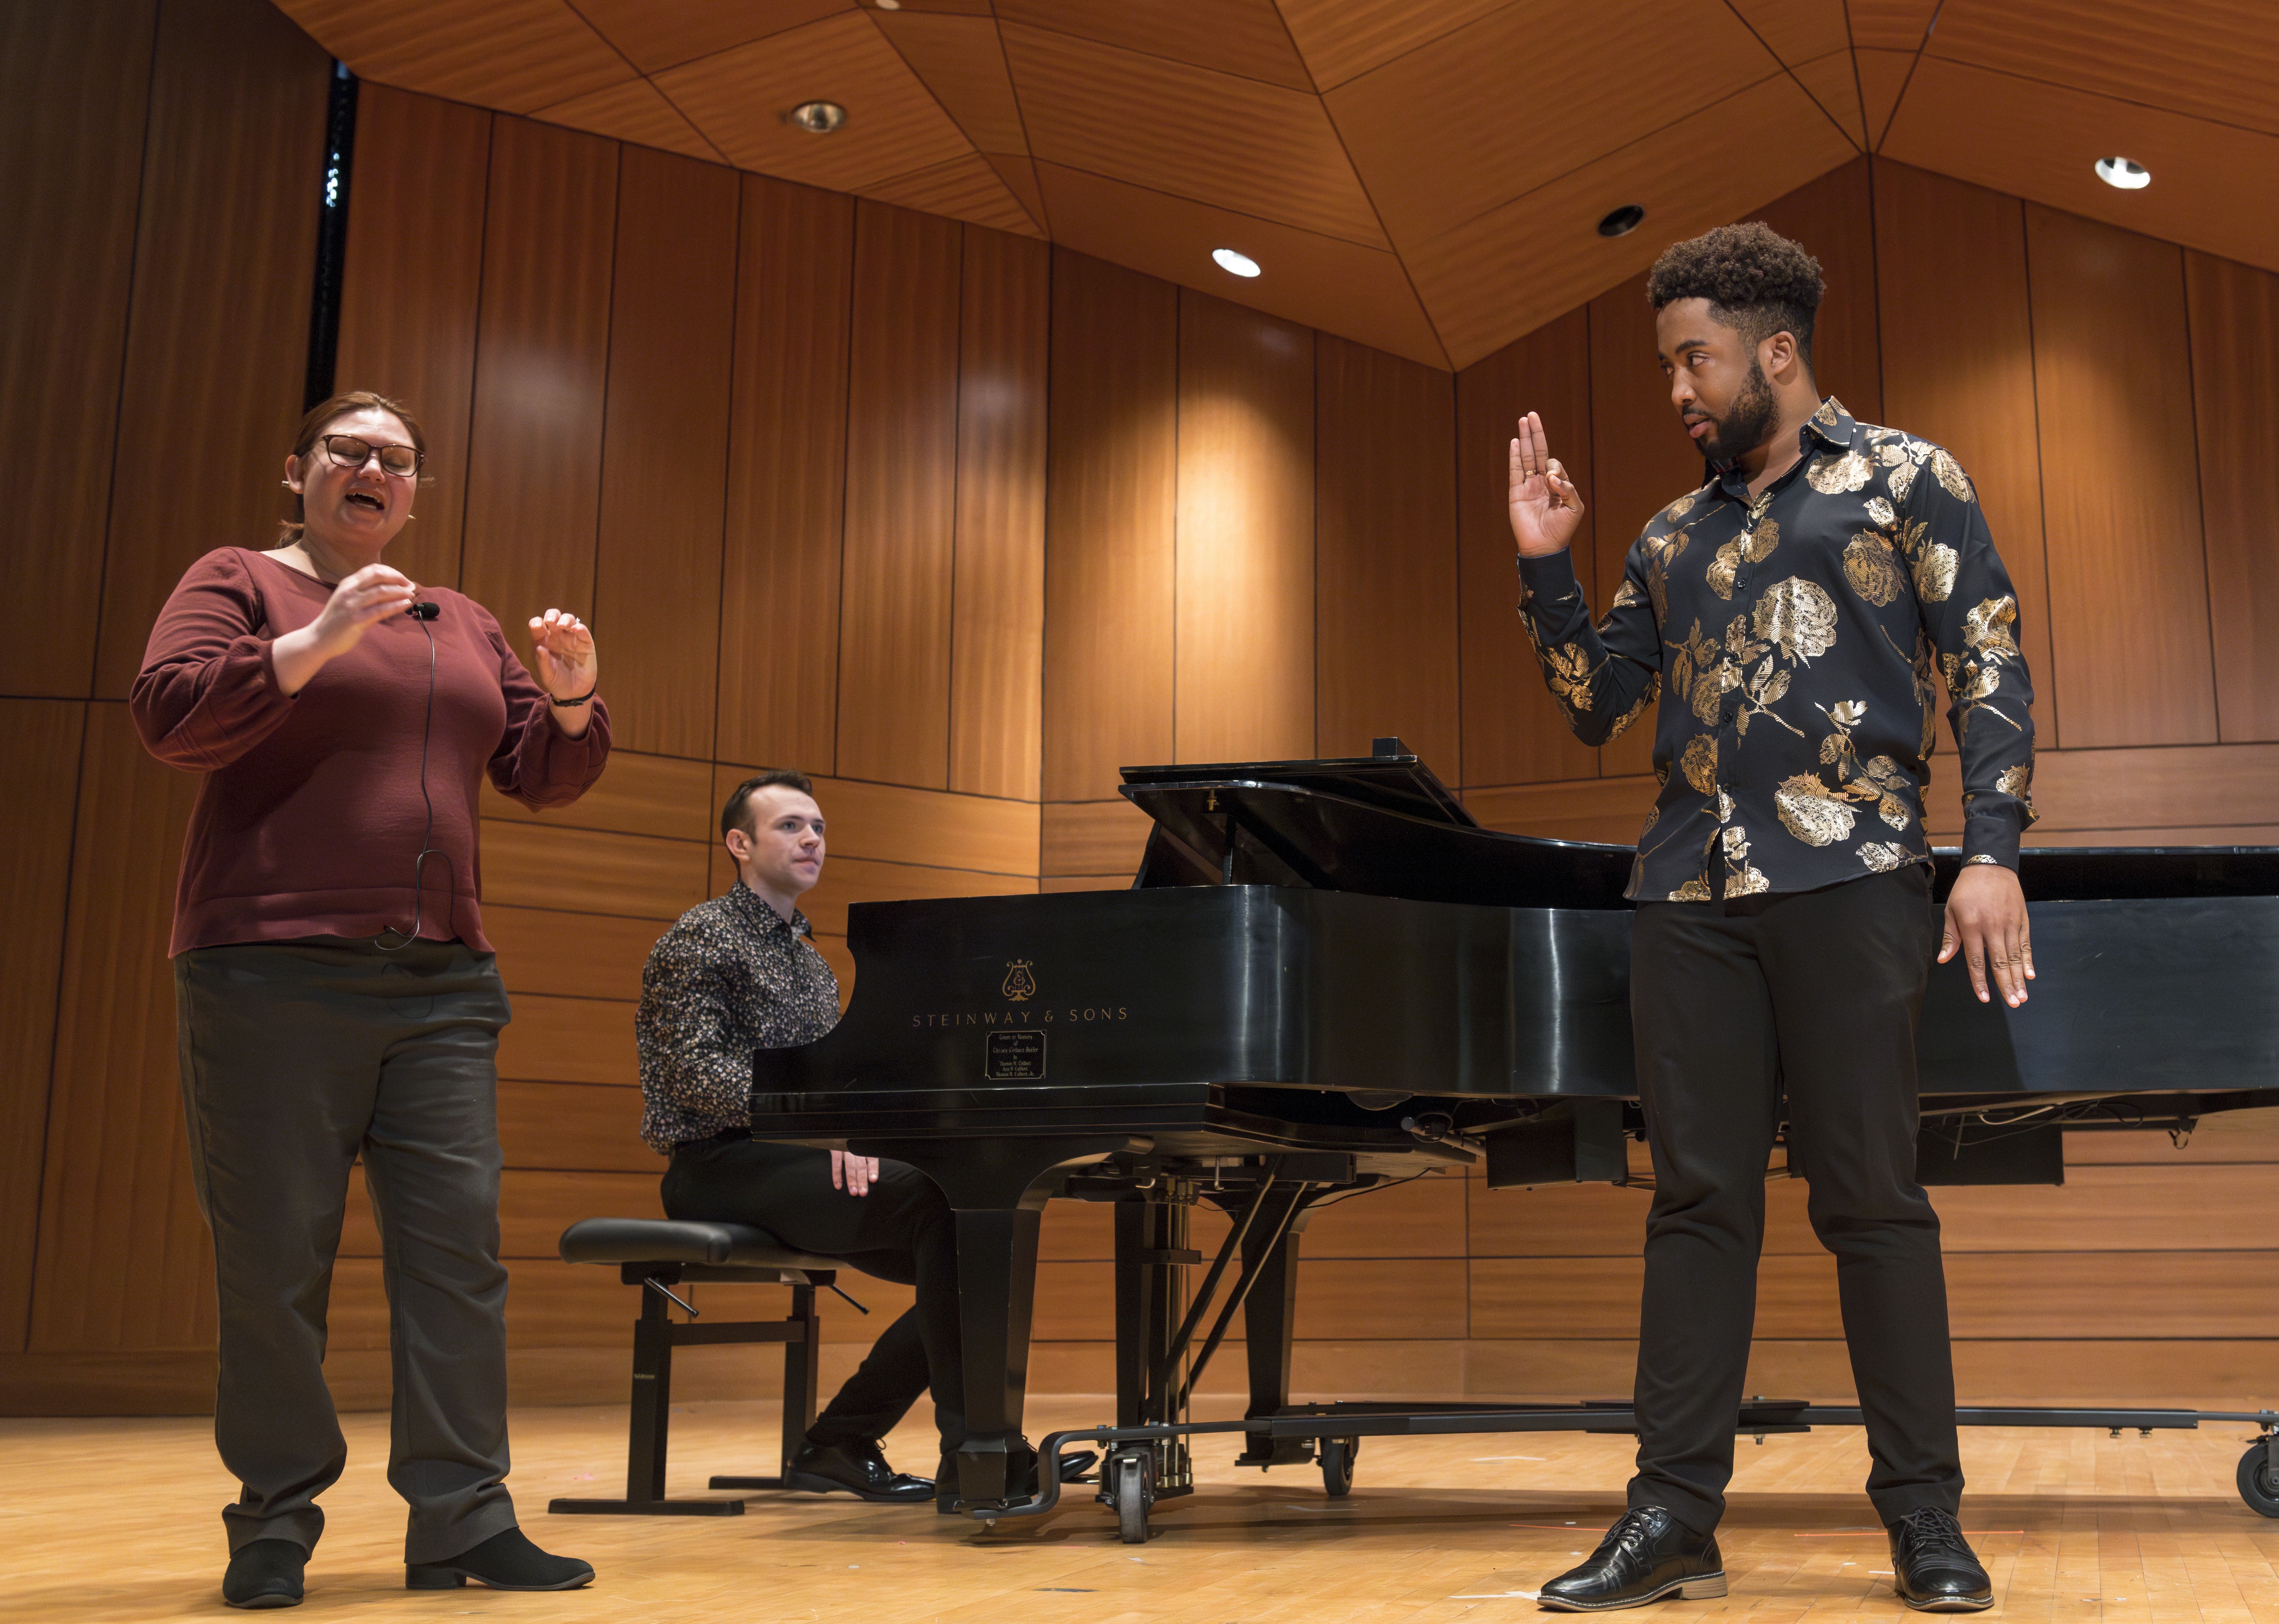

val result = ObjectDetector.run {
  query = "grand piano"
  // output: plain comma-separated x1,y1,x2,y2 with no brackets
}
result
748,741,2279,1539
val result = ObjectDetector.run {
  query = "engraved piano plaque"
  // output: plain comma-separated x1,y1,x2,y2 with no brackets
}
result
984,1029,1045,1080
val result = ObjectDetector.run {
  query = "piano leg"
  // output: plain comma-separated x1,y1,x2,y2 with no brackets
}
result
1115,1193,1195,1494
1237,1195,1321,1468
850,1134,1140,1508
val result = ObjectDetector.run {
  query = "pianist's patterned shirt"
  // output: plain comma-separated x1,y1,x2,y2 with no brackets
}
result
1517,398,2036,902
636,882,840,1153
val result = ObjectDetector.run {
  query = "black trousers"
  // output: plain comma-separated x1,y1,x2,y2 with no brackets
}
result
662,1137,964,1457
1627,866,1961,1534
173,936,520,1563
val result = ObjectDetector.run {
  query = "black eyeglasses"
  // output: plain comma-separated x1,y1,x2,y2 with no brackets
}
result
320,434,422,476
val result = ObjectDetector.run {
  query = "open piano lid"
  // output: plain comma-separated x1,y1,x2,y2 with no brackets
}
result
1121,739,2279,909
1119,737,1638,911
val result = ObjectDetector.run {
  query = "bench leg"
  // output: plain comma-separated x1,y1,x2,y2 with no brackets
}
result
709,1283,822,1492
551,1279,746,1516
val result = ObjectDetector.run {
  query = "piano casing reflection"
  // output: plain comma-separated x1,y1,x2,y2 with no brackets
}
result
749,742,2279,1530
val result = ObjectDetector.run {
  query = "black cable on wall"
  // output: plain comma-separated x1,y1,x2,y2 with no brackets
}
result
303,60,359,410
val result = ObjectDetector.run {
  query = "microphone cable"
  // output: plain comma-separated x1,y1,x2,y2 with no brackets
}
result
376,602,443,951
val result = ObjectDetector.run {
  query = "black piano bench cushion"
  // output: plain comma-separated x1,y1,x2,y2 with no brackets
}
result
557,1217,839,1273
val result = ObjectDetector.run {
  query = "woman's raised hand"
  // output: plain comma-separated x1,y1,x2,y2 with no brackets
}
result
1508,411,1587,558
528,609,597,702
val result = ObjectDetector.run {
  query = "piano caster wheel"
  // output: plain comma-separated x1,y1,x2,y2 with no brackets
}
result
1107,1449,1154,1544
1320,1436,1358,1498
2237,1443,2279,1518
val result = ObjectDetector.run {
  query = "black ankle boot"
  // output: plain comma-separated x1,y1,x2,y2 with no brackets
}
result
222,1540,306,1610
405,1528,593,1592
1538,1507,1727,1612
1887,1507,1993,1611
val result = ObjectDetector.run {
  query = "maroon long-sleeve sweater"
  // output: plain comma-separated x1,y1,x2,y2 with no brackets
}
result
133,547,611,956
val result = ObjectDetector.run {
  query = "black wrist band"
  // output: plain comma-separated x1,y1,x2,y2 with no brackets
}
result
548,685,597,708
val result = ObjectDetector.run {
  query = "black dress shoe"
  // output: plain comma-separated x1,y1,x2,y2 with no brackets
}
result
785,1439,935,1503
1538,1507,1727,1612
222,1540,306,1610
933,1440,1103,1512
406,1528,593,1592
1886,1507,1993,1611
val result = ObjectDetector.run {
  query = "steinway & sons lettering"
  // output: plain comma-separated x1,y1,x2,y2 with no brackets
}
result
911,1007,1129,1028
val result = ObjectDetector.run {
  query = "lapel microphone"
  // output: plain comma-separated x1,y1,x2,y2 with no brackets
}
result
406,601,440,620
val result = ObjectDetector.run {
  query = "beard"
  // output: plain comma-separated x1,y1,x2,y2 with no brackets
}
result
1697,362,1778,465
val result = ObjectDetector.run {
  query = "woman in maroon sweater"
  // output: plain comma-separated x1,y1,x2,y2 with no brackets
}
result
134,392,606,1609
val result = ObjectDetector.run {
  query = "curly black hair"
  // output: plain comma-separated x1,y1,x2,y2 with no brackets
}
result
1647,222,1825,366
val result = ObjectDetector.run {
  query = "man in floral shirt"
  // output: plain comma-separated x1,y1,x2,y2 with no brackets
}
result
1513,224,2033,1614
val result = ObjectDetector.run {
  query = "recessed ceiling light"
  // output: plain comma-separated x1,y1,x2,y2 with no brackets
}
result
1212,248,1261,278
874,0,901,7
1598,204,1646,238
788,101,846,134
2094,156,2150,190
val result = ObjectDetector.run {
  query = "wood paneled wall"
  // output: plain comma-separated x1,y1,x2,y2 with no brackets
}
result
8,33,2279,1425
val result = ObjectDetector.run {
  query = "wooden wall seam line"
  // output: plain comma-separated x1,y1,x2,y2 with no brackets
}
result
80,14,167,705
946,222,966,791
592,140,622,636
1038,242,1054,881
829,198,861,782
11,701,96,1351
442,109,494,589
2176,251,2228,741
1449,333,1465,787
707,174,744,776
1311,327,1328,761
1170,285,1179,762
2014,212,2062,749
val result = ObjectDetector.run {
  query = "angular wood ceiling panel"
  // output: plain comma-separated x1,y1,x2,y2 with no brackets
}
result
280,0,2275,377
985,154,1051,233
1791,50,1870,149
1929,0,2279,136
1032,162,1445,368
567,0,851,76
873,11,1029,154
1728,0,1852,66
1000,23,1388,249
1273,0,1506,92
535,78,723,164
1844,0,1940,51
1324,0,1774,250
277,0,627,112
1856,47,1919,147
1406,74,1855,367
1883,57,2279,274
862,154,1039,237
658,12,974,192
994,0,1313,92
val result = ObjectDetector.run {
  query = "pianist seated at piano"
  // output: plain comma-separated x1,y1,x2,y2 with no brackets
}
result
633,770,957,1505
636,771,1088,1510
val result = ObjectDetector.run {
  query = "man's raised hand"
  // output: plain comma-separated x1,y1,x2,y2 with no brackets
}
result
1508,411,1587,559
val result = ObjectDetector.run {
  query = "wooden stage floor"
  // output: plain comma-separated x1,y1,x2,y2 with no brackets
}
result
8,1397,2279,1622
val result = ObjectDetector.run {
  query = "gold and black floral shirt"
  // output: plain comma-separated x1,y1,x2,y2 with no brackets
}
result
636,883,840,1151
1516,398,2036,903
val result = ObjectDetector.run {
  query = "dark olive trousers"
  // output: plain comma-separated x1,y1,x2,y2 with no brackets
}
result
662,1136,964,1457
174,936,520,1563
1627,866,1962,1534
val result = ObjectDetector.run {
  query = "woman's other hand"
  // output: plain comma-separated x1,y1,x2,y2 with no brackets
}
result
530,609,598,736
270,565,418,696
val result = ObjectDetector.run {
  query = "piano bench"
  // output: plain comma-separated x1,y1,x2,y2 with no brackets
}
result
547,1218,841,1518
